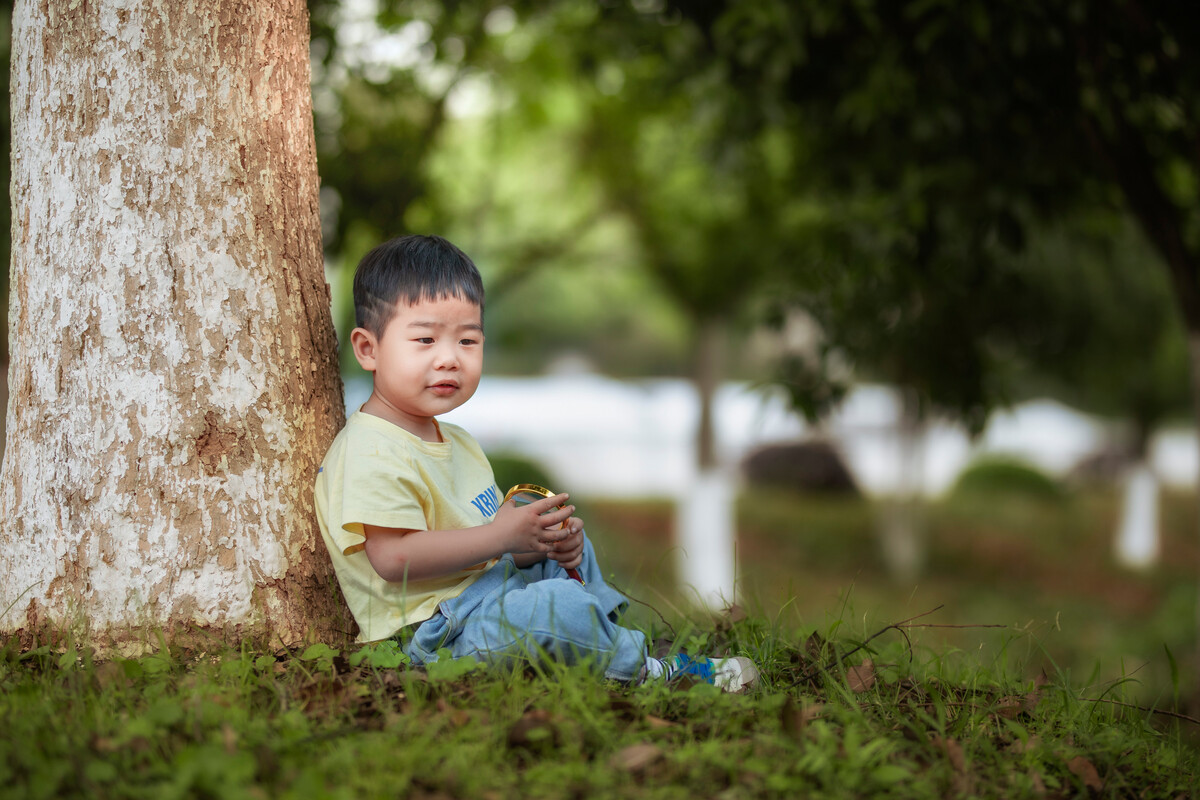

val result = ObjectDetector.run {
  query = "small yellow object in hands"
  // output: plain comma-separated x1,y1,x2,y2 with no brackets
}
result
503,483,584,585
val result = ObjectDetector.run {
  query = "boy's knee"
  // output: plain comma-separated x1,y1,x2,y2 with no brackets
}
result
497,578,604,629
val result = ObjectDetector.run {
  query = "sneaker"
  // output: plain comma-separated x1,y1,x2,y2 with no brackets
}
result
660,653,760,692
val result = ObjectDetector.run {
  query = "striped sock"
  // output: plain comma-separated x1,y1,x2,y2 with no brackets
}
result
642,656,667,679
640,653,759,691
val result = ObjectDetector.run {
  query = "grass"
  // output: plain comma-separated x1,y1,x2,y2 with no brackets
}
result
2,614,1196,798
588,486,1200,711
3,486,1200,798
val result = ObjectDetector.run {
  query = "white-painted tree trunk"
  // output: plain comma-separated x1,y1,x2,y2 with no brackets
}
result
676,467,738,609
1114,461,1160,570
674,318,737,608
0,0,347,651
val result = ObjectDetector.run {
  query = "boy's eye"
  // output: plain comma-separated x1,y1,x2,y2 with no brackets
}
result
415,337,434,344
460,338,479,346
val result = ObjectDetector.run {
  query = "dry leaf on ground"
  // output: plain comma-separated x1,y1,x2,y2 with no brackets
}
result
610,743,664,774
847,659,876,693
932,736,966,772
1067,756,1103,791
781,698,824,739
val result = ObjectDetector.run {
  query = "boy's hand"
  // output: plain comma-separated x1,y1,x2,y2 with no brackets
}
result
493,493,574,556
544,517,584,571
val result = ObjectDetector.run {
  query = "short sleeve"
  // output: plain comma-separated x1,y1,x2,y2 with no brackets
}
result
338,444,432,542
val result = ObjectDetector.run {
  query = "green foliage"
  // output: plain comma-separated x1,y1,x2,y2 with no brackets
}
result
949,457,1065,503
672,0,1200,431
307,0,1200,440
487,451,559,497
1013,212,1190,434
425,649,482,682
347,640,409,670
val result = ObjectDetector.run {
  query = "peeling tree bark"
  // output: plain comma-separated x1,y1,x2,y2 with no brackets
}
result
0,0,348,651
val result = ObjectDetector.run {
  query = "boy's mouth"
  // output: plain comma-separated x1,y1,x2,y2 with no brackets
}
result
429,381,459,396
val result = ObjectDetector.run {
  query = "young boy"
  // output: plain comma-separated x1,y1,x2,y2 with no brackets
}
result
314,234,758,691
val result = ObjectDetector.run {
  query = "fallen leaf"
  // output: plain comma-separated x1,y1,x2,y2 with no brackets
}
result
722,605,747,625
1022,672,1049,714
781,698,824,739
1067,756,1103,792
435,697,471,727
931,736,966,772
1028,770,1047,796
611,743,663,774
847,659,876,693
995,696,1023,719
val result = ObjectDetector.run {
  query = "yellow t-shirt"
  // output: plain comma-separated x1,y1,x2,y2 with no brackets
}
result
314,411,502,642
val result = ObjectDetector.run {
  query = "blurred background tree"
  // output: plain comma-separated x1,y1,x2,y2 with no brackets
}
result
0,0,1186,573
0,0,1195,664
667,1,1199,460
308,0,698,378
1018,211,1190,568
297,0,1200,592
660,0,1199,582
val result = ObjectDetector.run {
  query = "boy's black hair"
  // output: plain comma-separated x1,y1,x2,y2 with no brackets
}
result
353,234,485,337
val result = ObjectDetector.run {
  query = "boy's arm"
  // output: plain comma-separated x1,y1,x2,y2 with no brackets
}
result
363,494,575,582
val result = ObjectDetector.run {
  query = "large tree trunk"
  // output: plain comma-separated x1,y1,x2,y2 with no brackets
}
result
0,0,348,652
676,316,737,608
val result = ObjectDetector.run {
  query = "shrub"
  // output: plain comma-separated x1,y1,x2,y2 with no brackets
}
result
487,451,560,496
949,455,1064,502
741,440,860,495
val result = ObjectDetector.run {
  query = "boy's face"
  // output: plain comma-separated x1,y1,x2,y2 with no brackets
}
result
351,294,484,439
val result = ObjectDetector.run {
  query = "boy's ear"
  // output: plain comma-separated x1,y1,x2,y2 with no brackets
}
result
350,327,378,372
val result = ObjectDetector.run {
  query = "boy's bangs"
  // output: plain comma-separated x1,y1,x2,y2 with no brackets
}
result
407,285,483,310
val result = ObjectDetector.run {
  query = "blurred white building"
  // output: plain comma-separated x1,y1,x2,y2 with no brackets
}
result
346,373,1197,499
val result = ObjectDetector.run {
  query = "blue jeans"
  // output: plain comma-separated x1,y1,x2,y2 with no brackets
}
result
403,533,647,681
